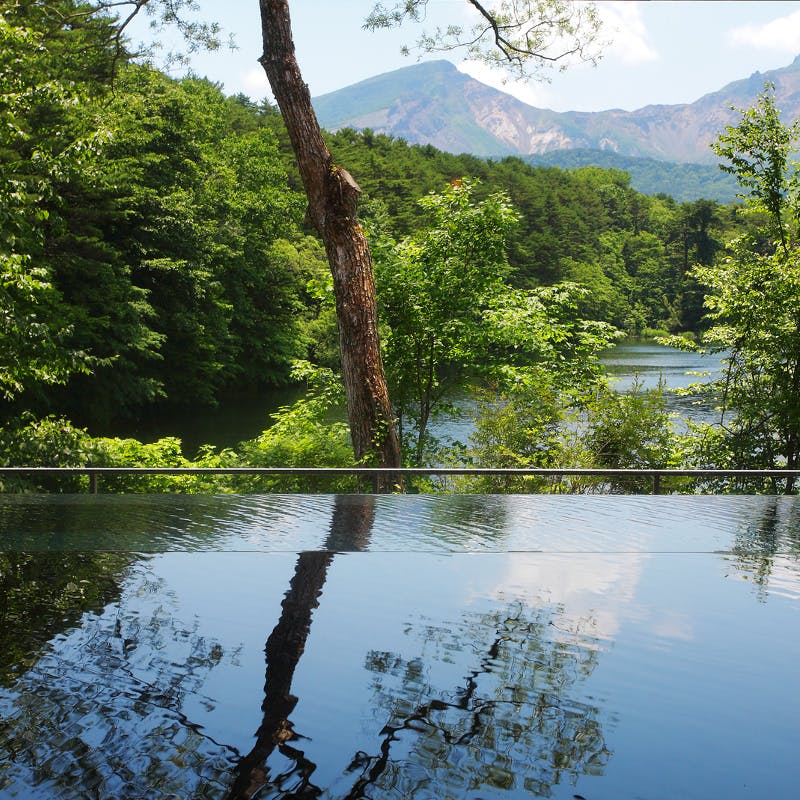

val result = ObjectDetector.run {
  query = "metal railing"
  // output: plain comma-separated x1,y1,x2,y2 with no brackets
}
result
1,466,800,494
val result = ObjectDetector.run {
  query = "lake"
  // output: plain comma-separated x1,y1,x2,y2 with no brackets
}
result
109,340,725,454
602,339,725,426
0,493,798,799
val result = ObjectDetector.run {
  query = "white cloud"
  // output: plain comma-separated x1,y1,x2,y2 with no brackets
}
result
455,1,658,109
241,66,271,97
598,1,659,65
727,9,800,52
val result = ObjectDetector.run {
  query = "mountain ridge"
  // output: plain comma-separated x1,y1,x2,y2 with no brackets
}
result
313,57,800,167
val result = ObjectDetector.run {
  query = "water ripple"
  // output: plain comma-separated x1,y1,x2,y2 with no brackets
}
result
1,494,800,555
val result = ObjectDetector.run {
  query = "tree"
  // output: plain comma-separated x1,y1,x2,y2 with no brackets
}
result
375,180,617,466
365,0,603,81
256,0,402,486
689,86,800,492
12,0,603,481
0,14,100,400
374,180,519,463
254,0,601,481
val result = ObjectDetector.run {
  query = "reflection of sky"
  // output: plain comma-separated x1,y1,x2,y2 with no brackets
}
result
757,555,800,600
2,494,800,798
146,543,800,798
493,552,647,642
582,550,800,800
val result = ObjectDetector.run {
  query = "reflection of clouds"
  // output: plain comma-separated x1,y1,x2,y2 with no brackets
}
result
728,555,800,602
766,557,800,601
647,611,694,645
477,552,648,643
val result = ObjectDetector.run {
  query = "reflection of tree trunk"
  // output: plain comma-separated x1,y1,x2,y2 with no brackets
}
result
227,550,332,799
257,0,401,487
323,494,376,552
227,495,377,798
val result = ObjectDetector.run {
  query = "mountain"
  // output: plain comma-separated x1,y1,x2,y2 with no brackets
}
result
313,56,800,168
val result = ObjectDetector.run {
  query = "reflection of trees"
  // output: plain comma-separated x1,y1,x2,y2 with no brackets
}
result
227,496,610,799
0,552,132,687
0,560,237,798
0,494,335,552
730,497,800,596
345,605,609,799
1,493,614,799
425,494,510,549
227,494,376,799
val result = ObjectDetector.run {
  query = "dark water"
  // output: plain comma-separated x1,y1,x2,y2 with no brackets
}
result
96,386,306,457
1,494,799,799
108,341,722,452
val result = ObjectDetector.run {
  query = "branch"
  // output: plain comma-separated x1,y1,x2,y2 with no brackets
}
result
365,0,604,81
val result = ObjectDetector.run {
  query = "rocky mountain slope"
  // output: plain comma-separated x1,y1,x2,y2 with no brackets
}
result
313,57,800,164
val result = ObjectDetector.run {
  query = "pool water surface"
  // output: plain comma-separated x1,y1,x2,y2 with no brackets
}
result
0,494,798,799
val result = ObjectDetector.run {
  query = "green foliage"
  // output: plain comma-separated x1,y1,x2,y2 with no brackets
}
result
1,0,752,484
465,369,571,493
330,131,736,337
467,377,677,494
375,180,518,462
0,15,99,400
524,149,741,204
581,380,676,492
374,180,618,466
88,435,237,493
236,362,357,492
712,84,799,251
0,364,355,494
1,1,313,425
89,67,304,410
0,415,94,492
686,85,800,492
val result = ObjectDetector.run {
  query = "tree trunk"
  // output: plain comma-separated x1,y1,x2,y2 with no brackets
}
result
257,0,401,489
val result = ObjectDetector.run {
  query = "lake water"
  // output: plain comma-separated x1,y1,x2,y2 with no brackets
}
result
1,493,798,799
115,340,725,454
602,339,725,426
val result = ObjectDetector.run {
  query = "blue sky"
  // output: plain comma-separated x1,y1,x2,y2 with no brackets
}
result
132,1,800,112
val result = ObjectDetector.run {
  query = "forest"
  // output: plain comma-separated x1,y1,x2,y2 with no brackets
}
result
2,1,800,493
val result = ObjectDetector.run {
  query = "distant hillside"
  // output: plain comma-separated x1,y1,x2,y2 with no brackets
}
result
313,56,800,200
314,60,520,157
523,150,741,203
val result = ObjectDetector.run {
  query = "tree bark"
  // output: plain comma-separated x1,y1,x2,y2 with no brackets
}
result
258,0,401,489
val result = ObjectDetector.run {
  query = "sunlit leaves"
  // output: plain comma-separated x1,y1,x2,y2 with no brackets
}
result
0,16,98,399
692,86,800,488
712,84,800,252
375,180,617,464
365,0,604,80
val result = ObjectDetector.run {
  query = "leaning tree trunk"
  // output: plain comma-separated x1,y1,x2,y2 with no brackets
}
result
258,0,401,489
